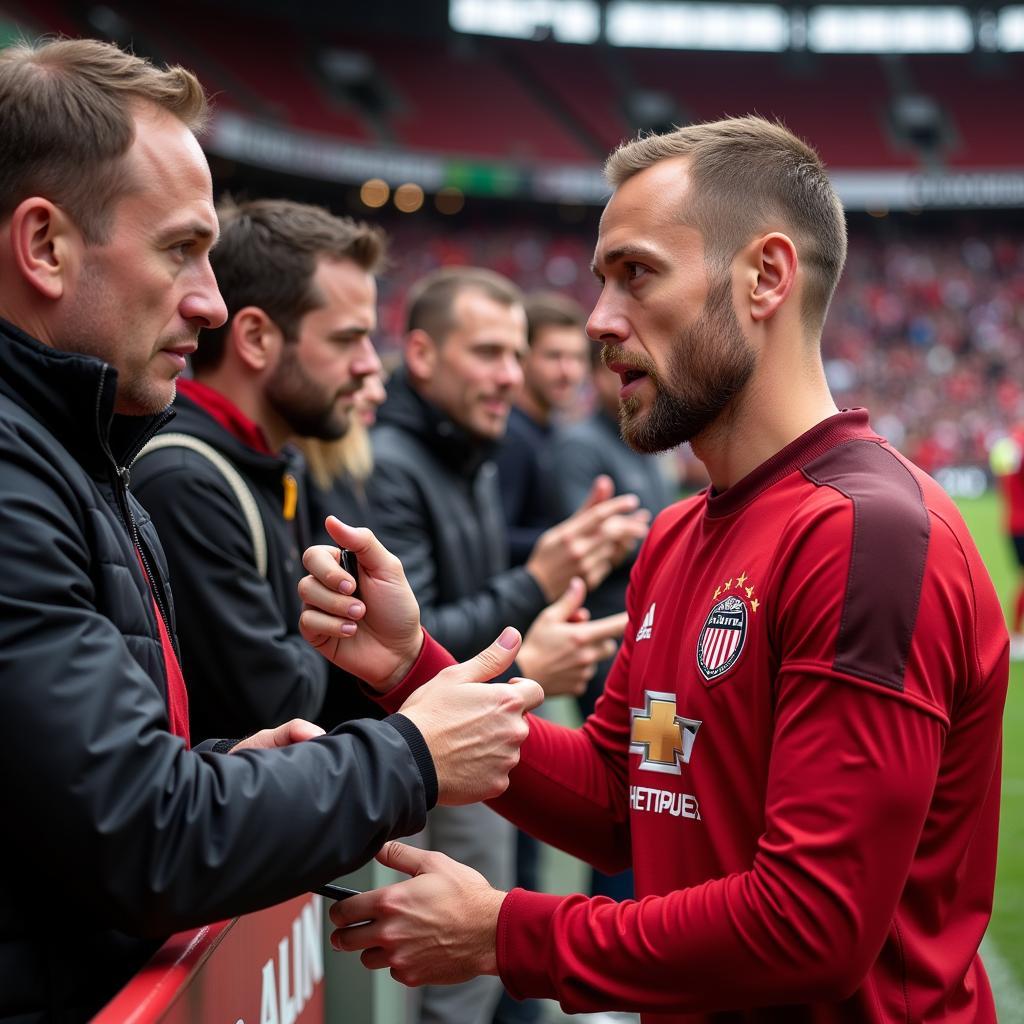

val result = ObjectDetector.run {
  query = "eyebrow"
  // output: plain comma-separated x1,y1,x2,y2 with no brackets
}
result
157,222,218,247
590,243,663,279
328,325,372,339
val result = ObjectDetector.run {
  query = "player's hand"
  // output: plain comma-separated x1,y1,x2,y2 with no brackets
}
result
525,476,650,601
298,517,422,692
399,628,544,805
329,841,502,986
517,578,626,696
230,719,326,752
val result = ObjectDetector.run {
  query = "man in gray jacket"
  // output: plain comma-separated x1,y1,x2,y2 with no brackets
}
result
0,39,540,1022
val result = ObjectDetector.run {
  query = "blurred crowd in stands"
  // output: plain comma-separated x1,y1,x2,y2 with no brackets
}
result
368,219,1024,478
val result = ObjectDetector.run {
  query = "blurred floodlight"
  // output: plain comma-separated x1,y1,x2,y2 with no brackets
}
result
449,0,600,43
606,2,788,51
1000,6,1024,50
808,6,973,53
360,179,390,208
395,183,425,213
435,187,466,215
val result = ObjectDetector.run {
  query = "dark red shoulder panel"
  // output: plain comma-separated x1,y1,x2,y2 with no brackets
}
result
802,440,931,691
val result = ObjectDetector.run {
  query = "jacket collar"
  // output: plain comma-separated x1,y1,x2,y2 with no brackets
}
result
0,317,172,475
168,392,301,481
376,368,497,478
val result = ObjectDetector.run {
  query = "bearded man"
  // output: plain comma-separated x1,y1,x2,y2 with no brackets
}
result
133,197,385,740
300,117,1008,1023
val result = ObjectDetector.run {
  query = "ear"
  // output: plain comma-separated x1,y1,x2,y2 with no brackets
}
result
8,198,83,301
746,232,798,324
405,328,439,383
228,306,283,373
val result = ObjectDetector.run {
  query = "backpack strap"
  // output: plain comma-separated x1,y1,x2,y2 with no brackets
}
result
135,433,268,578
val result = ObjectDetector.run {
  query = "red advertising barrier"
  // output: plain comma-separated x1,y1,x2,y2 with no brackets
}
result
94,894,326,1024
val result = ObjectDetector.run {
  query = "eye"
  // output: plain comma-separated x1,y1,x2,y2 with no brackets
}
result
169,241,195,260
625,262,649,282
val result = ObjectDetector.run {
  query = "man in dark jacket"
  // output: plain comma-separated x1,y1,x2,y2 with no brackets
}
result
367,266,648,1024
0,39,542,1023
495,291,591,566
132,197,385,741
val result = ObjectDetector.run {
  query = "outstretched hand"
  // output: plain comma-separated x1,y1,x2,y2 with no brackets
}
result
400,627,544,805
298,516,423,692
329,841,503,987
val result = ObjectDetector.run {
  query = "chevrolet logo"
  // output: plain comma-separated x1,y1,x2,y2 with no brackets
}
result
629,691,702,776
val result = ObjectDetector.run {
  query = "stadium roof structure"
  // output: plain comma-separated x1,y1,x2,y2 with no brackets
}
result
2,0,1023,212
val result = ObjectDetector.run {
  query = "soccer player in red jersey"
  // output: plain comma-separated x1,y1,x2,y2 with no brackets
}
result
299,116,1009,1023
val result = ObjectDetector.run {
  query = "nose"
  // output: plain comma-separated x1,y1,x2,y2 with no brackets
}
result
352,335,383,380
497,351,524,390
181,260,228,330
586,288,628,346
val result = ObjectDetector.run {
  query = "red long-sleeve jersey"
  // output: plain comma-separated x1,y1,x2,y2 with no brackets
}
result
383,410,1008,1023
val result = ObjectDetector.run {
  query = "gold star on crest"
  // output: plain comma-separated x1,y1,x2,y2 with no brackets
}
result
713,585,722,599
751,598,760,613
724,578,733,590
736,571,748,587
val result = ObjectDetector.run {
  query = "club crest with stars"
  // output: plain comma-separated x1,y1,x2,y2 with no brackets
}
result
697,571,758,681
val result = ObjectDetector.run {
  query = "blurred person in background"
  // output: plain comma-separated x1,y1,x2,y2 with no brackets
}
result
0,38,541,1022
496,290,592,565
990,426,1024,659
133,197,385,741
304,117,1008,1023
362,265,648,1024
302,370,387,542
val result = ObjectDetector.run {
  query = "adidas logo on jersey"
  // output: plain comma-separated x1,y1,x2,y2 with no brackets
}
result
636,602,656,641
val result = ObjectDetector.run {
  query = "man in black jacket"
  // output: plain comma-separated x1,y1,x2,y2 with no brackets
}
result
0,39,542,1023
495,291,591,566
132,197,385,741
367,267,649,1024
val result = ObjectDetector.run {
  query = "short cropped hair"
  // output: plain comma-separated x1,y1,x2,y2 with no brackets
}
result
406,266,523,343
523,291,586,347
605,116,847,330
194,197,388,373
0,37,208,242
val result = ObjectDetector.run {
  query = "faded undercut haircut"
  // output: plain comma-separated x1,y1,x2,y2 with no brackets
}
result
605,116,847,331
193,197,387,373
0,37,207,243
524,291,585,347
406,266,523,343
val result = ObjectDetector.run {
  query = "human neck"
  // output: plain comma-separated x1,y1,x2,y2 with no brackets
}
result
692,354,838,492
515,387,551,427
193,370,289,454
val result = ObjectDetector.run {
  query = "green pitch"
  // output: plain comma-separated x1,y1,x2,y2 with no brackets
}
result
957,493,1023,989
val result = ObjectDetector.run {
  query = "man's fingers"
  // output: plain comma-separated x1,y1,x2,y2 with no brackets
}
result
502,678,545,714
274,719,326,745
324,517,400,578
297,575,366,620
575,474,614,513
230,718,325,752
299,607,358,640
436,627,522,685
374,840,431,878
546,577,586,621
302,544,351,594
571,494,643,536
576,611,629,644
